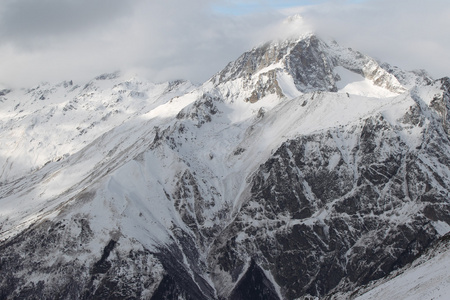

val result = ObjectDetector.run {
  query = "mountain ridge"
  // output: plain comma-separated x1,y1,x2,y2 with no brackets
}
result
1,33,450,299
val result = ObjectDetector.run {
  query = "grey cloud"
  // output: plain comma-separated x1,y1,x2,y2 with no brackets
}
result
0,0,136,46
0,0,448,88
125,3,284,82
0,0,285,87
299,0,450,78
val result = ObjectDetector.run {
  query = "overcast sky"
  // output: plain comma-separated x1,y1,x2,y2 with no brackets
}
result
0,0,448,88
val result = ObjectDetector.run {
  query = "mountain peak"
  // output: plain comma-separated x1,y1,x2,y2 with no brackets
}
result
211,33,408,103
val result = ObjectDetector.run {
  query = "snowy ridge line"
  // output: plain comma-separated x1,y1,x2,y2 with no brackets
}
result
0,74,195,183
0,86,199,242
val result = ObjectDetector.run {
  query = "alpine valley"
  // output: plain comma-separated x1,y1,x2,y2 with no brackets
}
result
1,30,450,300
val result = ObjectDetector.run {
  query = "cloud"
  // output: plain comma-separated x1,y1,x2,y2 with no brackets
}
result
0,0,448,88
294,0,450,78
0,0,287,87
0,0,135,47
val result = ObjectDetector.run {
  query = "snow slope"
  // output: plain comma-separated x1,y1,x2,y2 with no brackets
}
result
0,74,195,183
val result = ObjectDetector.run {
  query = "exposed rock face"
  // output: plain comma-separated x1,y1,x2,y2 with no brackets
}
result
0,218,163,299
429,77,450,134
208,106,450,298
229,260,280,300
345,232,450,299
1,33,450,300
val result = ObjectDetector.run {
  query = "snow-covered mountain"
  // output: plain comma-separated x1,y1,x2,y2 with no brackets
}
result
0,73,195,182
1,32,449,300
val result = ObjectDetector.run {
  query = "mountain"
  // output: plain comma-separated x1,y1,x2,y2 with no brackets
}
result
0,73,195,183
1,32,449,300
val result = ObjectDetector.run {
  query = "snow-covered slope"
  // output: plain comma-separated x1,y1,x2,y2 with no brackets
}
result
0,33,449,300
0,73,195,182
